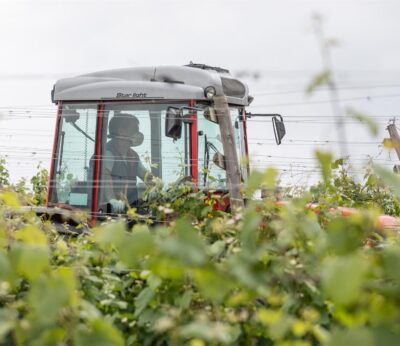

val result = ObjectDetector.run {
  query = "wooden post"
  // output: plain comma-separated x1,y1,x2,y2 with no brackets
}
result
387,123,400,161
213,95,244,211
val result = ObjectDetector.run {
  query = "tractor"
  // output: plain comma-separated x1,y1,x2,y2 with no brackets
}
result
40,63,285,229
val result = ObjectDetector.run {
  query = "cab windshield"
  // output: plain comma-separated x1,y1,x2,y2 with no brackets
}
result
98,103,191,211
49,103,191,211
48,102,248,213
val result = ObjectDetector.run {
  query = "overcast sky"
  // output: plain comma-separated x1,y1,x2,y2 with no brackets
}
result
1,0,400,186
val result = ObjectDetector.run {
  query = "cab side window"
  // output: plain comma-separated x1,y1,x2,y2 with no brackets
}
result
52,104,97,209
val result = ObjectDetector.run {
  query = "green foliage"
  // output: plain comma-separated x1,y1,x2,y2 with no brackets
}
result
30,163,49,206
322,253,368,305
0,158,400,345
0,160,49,207
311,158,400,216
0,157,10,187
306,70,331,94
315,150,333,185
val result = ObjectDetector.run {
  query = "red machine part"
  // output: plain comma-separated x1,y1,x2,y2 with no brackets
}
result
276,201,400,231
189,100,198,185
46,102,61,208
91,103,104,225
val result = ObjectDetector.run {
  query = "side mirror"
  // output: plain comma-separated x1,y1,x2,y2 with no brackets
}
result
272,116,286,145
212,152,226,170
246,112,286,145
204,107,218,123
165,107,182,140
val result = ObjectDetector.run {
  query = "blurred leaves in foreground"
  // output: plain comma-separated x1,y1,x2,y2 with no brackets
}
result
0,158,399,345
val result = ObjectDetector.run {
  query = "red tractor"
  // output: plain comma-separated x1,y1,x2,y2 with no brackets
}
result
43,63,285,228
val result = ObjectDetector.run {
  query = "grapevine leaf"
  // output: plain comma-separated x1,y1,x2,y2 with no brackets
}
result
315,150,333,184
160,218,206,266
347,108,378,137
73,319,124,346
306,70,331,94
194,269,234,302
322,254,368,306
134,287,154,317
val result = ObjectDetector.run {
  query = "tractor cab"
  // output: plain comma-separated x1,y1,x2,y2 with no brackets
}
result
47,64,285,222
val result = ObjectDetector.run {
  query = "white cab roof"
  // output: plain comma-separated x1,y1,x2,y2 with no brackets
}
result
52,65,250,106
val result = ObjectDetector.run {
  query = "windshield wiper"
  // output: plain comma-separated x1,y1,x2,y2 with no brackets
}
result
71,123,95,142
204,135,210,186
203,135,221,186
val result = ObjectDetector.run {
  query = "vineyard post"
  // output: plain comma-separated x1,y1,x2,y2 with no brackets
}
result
387,121,400,161
387,121,400,173
213,95,244,211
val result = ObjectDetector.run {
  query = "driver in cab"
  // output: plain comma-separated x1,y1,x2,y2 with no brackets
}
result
102,113,151,213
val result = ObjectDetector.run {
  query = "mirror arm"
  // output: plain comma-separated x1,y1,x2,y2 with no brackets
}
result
181,106,203,123
246,113,286,145
170,106,201,123
180,106,203,112
246,113,283,122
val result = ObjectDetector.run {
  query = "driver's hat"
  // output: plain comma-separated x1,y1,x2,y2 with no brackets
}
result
108,113,144,146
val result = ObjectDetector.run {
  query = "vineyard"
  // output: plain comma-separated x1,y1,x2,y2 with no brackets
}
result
0,156,399,346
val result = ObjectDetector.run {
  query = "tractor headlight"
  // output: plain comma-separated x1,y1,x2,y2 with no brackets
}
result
204,86,216,100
